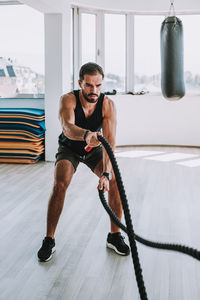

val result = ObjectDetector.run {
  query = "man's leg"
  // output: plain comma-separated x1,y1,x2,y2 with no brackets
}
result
93,160,122,233
93,159,130,256
46,159,75,238
38,159,75,261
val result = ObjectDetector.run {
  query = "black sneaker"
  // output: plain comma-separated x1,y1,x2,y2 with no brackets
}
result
106,232,130,256
37,237,56,262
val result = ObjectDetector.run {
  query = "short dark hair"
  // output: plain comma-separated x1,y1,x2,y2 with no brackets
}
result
79,62,104,81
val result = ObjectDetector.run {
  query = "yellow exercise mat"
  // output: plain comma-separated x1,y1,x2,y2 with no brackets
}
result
0,141,44,149
0,158,39,164
0,135,44,142
0,129,44,138
0,149,44,155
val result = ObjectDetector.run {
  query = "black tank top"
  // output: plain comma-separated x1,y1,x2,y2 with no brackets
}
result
58,89,105,155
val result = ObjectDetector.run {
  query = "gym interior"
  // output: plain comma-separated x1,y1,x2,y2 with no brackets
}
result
0,0,200,299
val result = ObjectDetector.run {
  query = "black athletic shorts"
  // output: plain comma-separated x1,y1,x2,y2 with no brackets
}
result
55,144,103,172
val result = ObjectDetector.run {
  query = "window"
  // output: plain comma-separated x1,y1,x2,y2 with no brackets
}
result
74,8,200,96
134,15,164,94
180,15,200,94
6,66,16,77
0,4,44,98
0,69,6,77
81,13,96,65
104,14,126,93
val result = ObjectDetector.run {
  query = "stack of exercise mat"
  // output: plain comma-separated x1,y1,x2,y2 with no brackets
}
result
0,108,45,163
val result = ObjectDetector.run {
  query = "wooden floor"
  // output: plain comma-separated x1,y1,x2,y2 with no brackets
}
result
1,145,200,300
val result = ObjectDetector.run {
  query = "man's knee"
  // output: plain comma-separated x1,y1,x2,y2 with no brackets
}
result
53,179,71,194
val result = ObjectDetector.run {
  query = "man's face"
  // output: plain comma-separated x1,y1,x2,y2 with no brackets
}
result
79,73,103,103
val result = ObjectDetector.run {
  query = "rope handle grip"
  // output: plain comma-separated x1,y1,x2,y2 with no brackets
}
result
84,145,93,152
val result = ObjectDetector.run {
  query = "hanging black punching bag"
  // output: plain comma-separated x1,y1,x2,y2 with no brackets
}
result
160,16,185,100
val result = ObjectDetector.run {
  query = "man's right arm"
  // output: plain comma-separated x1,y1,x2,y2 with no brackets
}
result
58,93,101,147
59,93,86,141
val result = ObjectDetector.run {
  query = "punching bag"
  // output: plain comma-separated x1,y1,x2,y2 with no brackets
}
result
160,16,185,100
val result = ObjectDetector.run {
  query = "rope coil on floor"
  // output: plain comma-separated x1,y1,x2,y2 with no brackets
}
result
98,135,200,300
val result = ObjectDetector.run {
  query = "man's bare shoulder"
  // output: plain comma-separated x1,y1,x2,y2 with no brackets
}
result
102,95,116,117
60,91,76,108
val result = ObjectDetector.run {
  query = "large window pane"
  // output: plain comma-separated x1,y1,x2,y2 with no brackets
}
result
180,15,200,94
134,15,163,94
105,14,126,93
0,4,44,98
81,13,96,64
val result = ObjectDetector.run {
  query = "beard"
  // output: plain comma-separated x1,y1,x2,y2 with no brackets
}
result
82,89,100,103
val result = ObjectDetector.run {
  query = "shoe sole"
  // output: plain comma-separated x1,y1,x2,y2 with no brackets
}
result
106,242,130,256
38,246,56,262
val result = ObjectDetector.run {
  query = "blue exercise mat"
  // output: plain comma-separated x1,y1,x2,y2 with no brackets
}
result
0,108,45,116
0,108,45,163
0,123,45,134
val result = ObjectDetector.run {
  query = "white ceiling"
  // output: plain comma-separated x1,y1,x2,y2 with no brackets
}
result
0,0,19,2
72,0,200,13
1,0,200,13
0,0,70,13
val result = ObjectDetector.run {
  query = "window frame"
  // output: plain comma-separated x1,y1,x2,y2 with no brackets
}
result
73,7,99,90
80,10,97,67
73,7,129,93
72,6,200,95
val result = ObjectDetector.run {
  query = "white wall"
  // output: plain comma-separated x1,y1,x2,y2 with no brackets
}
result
113,95,200,147
43,94,200,161
3,94,200,156
44,9,71,161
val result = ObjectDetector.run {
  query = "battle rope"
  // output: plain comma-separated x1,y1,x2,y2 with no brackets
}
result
98,135,200,300
98,135,148,300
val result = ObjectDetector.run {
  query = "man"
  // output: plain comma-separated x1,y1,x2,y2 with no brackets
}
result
38,62,130,262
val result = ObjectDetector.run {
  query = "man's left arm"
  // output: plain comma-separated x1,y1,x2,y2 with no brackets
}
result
102,97,117,173
98,97,116,191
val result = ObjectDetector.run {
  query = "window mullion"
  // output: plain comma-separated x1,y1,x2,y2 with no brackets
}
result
96,11,105,69
126,14,135,93
73,7,81,89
